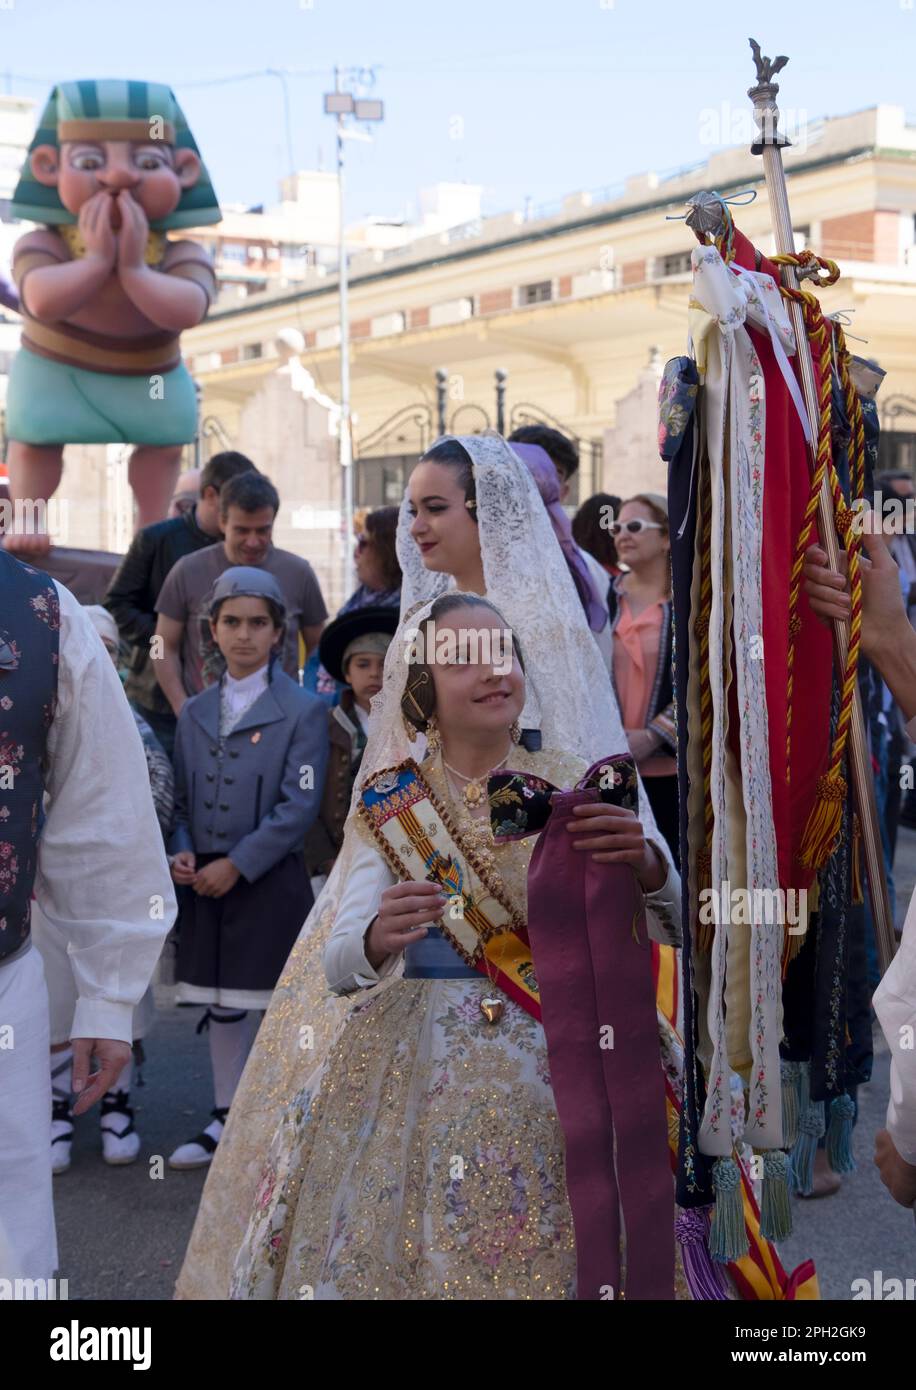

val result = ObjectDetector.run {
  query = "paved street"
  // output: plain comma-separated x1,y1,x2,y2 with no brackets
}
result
54,1000,211,1302
54,830,916,1302
777,825,916,1299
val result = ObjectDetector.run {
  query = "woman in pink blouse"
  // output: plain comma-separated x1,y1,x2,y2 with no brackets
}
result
609,493,679,861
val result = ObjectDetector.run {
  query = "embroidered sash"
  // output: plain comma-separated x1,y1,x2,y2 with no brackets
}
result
357,760,541,1018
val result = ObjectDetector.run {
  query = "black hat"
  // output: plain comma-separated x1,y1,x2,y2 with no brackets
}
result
319,605,399,685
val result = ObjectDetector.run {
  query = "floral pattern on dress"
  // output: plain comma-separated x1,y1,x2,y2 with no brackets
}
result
489,773,554,840
230,977,577,1300
28,587,61,631
0,740,25,780
0,556,60,961
0,842,20,897
230,968,690,1301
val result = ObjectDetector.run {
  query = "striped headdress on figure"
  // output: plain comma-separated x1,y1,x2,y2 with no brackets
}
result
11,79,221,230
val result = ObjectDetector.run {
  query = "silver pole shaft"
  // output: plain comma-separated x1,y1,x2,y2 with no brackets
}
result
752,82,895,973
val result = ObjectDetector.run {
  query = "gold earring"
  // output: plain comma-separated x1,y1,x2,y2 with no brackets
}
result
425,714,442,753
402,711,418,743
510,719,522,744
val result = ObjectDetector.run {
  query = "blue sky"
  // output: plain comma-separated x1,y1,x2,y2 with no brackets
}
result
2,0,913,223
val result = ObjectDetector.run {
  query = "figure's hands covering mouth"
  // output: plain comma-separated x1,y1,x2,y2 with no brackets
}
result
116,190,151,270
78,189,117,266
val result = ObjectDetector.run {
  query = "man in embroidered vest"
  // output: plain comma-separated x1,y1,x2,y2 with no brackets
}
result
0,549,175,1282
4,79,220,555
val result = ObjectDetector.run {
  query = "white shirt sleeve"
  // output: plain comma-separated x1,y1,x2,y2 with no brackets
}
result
641,845,683,948
874,888,916,1165
33,582,177,1044
323,835,399,995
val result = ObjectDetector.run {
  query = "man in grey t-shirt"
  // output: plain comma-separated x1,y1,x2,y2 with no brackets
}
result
154,472,327,713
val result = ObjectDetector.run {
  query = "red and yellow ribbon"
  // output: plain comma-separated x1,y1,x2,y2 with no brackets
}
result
771,250,864,887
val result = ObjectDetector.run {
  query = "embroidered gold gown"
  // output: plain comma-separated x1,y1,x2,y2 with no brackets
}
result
228,747,687,1300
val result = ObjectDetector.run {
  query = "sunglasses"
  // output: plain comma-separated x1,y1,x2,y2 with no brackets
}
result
610,519,665,537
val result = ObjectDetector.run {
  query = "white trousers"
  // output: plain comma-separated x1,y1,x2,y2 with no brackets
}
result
0,948,56,1279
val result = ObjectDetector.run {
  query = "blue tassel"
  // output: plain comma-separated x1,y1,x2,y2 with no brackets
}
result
826,1093,856,1175
789,1062,824,1195
780,1060,801,1150
759,1150,793,1241
708,1156,748,1263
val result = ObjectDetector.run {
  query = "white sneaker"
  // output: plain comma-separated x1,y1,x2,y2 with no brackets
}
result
168,1107,228,1170
51,1097,73,1175
100,1092,141,1166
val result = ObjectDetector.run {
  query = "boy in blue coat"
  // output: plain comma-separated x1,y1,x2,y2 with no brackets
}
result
167,567,328,1168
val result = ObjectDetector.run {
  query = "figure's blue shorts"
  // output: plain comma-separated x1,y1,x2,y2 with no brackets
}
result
6,347,198,447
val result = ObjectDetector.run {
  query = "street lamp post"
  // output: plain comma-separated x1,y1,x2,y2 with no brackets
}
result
323,71,384,600
435,368,448,437
494,369,507,436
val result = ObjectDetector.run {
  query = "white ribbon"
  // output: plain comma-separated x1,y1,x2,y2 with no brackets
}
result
730,261,813,447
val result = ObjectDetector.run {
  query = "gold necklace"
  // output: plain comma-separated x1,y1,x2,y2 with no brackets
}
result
441,745,511,810
440,758,497,871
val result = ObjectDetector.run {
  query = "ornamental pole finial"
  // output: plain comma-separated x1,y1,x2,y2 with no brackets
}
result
748,39,792,153
748,38,789,89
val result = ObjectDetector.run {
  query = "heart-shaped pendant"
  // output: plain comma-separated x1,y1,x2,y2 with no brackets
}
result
479,997,504,1025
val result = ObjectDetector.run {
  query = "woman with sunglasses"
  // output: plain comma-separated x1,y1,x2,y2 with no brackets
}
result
609,493,679,861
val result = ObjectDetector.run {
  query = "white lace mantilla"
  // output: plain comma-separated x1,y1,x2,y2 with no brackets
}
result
389,431,666,854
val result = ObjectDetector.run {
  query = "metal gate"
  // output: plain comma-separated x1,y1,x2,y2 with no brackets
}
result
354,369,601,508
878,396,916,478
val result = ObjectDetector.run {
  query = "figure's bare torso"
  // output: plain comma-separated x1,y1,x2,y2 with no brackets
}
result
16,227,210,338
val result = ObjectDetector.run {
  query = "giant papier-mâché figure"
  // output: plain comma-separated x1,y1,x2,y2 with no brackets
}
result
5,79,221,552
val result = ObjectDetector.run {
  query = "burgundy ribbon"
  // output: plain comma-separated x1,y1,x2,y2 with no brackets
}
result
526,786,675,1300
